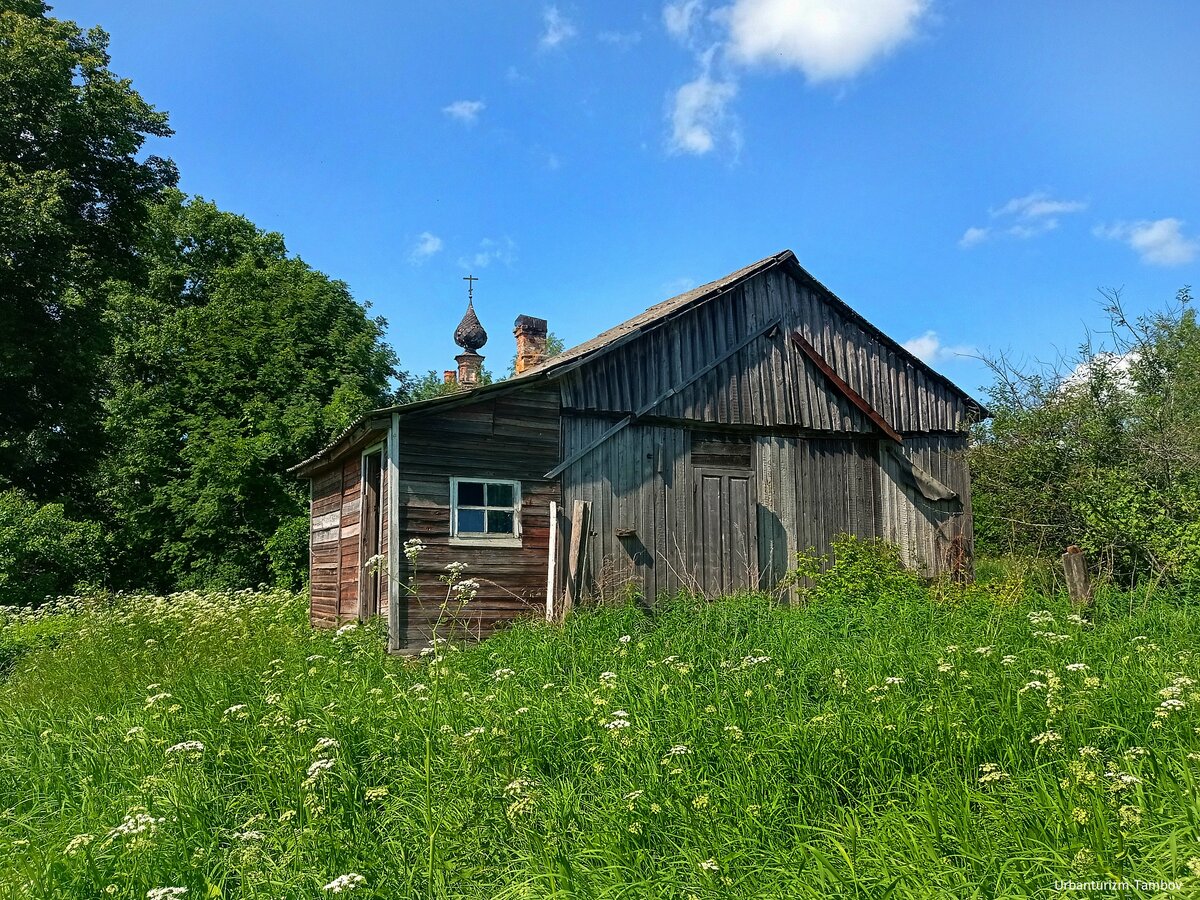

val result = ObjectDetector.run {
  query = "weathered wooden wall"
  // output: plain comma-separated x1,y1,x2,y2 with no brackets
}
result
555,267,973,433
309,466,342,626
393,385,561,648
307,431,388,627
755,434,884,586
561,416,901,600
878,433,972,576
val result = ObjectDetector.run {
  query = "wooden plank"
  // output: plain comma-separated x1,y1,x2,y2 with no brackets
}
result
563,500,589,616
789,331,904,444
545,500,559,622
545,318,782,479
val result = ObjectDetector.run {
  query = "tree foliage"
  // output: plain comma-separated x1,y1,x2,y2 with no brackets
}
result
0,488,104,605
100,193,399,589
971,287,1200,588
0,1,176,503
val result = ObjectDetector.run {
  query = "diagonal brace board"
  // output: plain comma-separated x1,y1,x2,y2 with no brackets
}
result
544,317,782,479
788,330,903,444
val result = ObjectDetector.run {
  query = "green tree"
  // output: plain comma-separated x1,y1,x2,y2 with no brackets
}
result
971,287,1200,587
0,1,176,504
0,488,104,605
101,193,399,589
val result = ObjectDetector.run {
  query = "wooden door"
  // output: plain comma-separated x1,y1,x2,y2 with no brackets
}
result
359,450,383,620
692,468,757,596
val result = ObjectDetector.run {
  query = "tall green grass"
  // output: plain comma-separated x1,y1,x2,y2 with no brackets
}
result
2,551,1199,898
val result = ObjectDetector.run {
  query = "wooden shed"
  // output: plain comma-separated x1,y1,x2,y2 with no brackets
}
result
291,250,987,651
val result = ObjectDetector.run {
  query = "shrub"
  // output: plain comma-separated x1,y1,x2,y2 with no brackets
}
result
0,490,105,606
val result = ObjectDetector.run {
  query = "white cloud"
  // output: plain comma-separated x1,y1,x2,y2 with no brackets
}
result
958,226,989,249
663,0,706,44
726,0,929,82
1094,218,1199,267
668,70,738,155
660,0,927,158
992,192,1087,219
442,99,485,124
409,232,443,263
902,331,975,364
960,190,1085,248
458,237,517,270
539,6,577,49
1007,219,1059,240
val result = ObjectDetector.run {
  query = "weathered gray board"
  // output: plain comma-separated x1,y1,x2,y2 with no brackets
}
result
561,415,951,600
554,267,976,434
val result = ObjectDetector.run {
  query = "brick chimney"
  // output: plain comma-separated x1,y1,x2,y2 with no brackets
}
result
443,370,456,385
514,315,548,375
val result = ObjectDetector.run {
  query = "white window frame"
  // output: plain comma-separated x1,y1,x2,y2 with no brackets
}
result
449,477,522,548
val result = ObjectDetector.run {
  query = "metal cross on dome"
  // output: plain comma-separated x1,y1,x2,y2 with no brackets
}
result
463,274,478,303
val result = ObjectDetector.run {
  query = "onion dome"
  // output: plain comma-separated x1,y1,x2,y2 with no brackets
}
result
454,300,488,352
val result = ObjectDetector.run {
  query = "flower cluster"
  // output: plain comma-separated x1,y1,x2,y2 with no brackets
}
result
164,740,204,755
323,873,365,893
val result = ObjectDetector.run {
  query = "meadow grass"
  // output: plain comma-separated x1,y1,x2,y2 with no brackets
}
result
2,550,1200,898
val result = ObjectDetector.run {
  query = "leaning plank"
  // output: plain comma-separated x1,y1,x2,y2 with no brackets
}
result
563,500,589,617
545,500,559,622
789,331,903,444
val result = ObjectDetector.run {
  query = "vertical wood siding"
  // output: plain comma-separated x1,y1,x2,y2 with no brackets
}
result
562,416,904,603
556,269,974,433
878,434,973,576
393,386,561,648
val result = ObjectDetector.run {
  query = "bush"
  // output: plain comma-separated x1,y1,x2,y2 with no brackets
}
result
0,490,105,605
267,513,310,590
971,287,1200,589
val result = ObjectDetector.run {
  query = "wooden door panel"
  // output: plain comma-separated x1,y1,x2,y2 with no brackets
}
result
693,468,757,596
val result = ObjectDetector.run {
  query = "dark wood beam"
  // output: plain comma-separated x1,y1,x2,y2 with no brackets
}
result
789,330,903,444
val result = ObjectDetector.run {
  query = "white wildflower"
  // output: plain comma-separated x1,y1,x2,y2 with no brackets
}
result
323,873,365,893
64,833,94,855
146,889,188,900
165,741,204,755
107,811,163,841
403,538,425,563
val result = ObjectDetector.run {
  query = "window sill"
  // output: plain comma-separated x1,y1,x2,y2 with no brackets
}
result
449,537,523,549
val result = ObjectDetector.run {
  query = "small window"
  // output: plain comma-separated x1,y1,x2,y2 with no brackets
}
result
451,478,521,545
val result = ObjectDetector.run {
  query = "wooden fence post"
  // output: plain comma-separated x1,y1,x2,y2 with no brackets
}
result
1061,545,1092,608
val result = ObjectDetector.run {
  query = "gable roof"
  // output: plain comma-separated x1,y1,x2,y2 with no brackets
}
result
291,250,986,474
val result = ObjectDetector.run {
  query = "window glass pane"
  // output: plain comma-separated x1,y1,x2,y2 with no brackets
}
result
487,482,514,507
486,510,514,535
457,508,485,534
457,481,485,506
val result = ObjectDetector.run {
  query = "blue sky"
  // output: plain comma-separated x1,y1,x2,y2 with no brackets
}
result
56,0,1200,397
